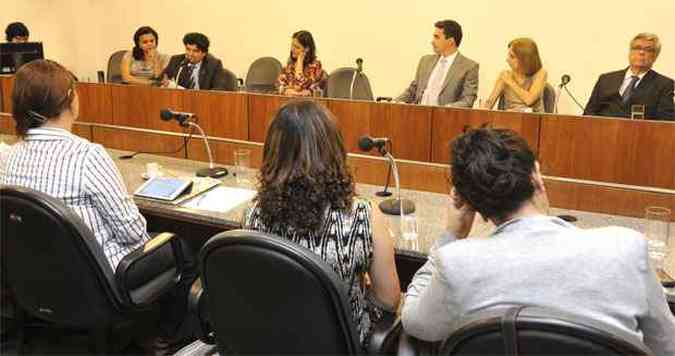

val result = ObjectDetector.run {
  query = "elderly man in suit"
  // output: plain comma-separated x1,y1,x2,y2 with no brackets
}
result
161,32,229,91
401,128,675,355
396,20,479,107
584,33,674,121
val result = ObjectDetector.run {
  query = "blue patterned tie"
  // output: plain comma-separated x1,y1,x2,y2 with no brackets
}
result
622,75,639,104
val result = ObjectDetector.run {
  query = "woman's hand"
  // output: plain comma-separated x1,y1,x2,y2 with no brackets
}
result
500,70,515,87
449,188,476,239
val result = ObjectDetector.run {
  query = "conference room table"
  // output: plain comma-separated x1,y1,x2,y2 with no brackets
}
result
1,133,673,305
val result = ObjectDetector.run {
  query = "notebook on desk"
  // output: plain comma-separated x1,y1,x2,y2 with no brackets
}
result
182,185,256,214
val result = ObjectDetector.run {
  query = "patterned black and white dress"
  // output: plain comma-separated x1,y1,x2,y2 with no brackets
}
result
244,197,380,346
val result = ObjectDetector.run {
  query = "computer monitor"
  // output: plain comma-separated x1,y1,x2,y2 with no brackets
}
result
0,42,44,74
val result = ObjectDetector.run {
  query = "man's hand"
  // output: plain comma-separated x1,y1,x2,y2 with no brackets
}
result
449,188,476,239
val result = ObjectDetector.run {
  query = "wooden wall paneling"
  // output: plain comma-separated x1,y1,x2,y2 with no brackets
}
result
539,116,675,190
488,110,540,152
1,75,15,113
371,103,432,162
72,123,92,141
91,126,187,159
347,155,450,194
326,99,376,155
430,107,491,164
0,113,15,134
248,94,289,142
545,179,675,221
183,91,248,140
111,85,184,132
75,83,113,124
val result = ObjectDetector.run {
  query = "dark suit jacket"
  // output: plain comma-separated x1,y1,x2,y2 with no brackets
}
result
584,68,674,121
161,53,229,91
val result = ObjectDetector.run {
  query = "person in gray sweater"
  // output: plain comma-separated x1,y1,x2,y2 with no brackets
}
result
401,128,675,355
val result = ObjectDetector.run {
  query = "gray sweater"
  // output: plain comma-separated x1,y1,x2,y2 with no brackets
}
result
402,215,675,355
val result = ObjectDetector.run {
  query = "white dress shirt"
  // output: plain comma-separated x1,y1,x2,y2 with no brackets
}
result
619,69,648,96
421,51,458,106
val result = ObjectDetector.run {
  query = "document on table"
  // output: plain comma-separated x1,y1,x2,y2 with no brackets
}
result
181,185,256,213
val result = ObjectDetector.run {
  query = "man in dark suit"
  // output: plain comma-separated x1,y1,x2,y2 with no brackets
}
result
584,33,674,121
161,32,230,91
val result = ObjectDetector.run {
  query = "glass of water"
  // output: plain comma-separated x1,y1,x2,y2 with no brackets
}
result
233,148,253,187
400,215,420,252
644,207,671,271
631,104,646,120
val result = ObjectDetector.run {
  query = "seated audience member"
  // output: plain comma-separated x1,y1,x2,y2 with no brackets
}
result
401,128,675,355
584,33,674,121
244,100,400,347
161,32,227,90
5,22,29,43
396,20,478,107
0,59,198,351
120,26,168,85
276,30,327,97
482,38,547,112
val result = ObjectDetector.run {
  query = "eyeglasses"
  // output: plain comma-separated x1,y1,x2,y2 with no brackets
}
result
631,46,656,53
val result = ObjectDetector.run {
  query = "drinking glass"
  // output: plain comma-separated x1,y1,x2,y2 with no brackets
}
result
233,149,253,187
631,104,646,120
644,207,671,271
400,214,420,252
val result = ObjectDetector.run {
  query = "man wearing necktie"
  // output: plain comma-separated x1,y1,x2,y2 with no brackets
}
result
161,32,229,91
584,33,674,121
396,20,479,108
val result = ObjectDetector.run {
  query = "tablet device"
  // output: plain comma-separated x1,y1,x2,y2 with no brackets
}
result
134,177,193,201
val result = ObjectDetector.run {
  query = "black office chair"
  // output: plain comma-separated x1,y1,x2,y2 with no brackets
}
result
0,185,186,353
394,249,426,291
399,305,654,355
245,56,283,93
326,67,374,101
185,229,398,355
220,68,240,92
106,50,126,84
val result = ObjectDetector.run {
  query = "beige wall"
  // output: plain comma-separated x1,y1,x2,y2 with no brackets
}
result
3,0,674,115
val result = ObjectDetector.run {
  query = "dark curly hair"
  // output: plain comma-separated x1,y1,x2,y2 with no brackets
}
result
256,100,354,236
450,128,536,223
132,26,159,61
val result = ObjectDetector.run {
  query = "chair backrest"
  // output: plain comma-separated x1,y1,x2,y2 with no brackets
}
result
220,67,239,91
0,185,124,328
245,56,283,93
106,50,126,84
199,229,362,354
542,83,556,113
441,305,654,355
325,67,374,101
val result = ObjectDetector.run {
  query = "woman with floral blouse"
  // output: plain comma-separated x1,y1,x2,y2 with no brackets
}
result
276,30,327,96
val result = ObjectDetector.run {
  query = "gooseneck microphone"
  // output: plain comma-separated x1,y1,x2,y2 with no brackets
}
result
358,135,415,216
349,58,365,100
557,74,586,112
160,109,228,178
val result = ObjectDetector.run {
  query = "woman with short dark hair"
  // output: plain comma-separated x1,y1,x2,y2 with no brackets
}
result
120,26,168,85
276,30,327,96
244,100,400,347
483,38,548,112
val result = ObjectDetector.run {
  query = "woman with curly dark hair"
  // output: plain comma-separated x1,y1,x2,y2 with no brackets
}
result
244,100,400,347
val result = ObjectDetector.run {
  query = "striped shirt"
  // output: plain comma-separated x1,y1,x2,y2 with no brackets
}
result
0,127,149,269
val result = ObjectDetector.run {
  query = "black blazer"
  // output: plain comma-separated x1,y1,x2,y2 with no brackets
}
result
161,53,229,91
583,68,674,121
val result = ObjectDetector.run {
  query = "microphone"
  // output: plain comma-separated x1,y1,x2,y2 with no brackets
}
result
160,108,194,127
159,109,228,178
356,58,363,73
358,135,415,216
559,74,571,88
358,136,389,153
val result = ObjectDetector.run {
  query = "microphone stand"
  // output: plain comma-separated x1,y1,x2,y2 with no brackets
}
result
184,120,228,178
349,69,359,100
375,141,393,197
377,146,415,216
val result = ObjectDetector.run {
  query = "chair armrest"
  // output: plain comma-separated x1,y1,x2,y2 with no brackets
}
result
367,313,401,354
115,232,184,307
188,278,216,345
376,97,393,102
